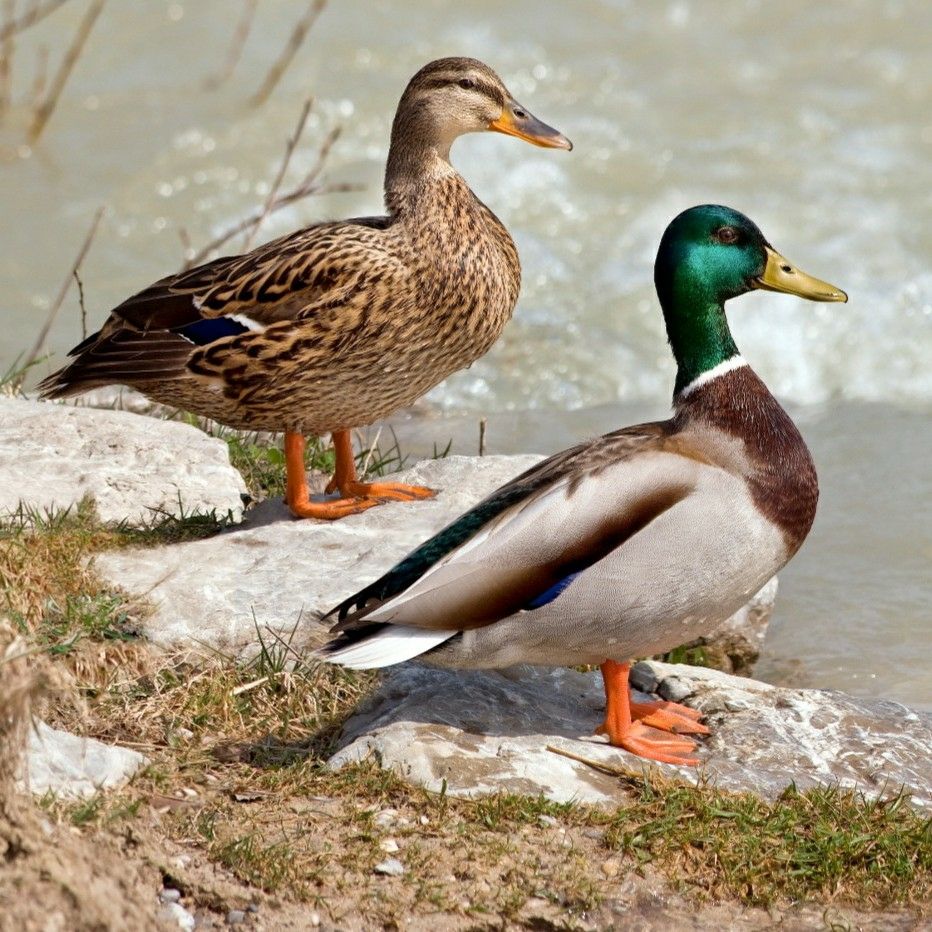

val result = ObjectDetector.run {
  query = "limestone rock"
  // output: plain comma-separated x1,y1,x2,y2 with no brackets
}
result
328,661,932,809
22,720,148,798
94,454,776,667
0,397,247,525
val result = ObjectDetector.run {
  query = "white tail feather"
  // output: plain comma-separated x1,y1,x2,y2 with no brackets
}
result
318,626,457,669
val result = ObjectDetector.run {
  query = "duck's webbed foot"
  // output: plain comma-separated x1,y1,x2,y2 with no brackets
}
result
597,659,706,767
323,430,436,503
630,698,710,735
325,477,436,502
283,429,434,521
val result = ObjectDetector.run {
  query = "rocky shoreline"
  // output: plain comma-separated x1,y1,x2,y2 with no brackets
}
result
2,395,930,803
1,394,929,928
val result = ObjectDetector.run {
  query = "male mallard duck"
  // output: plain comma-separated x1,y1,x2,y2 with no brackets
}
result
39,58,571,520
319,205,847,766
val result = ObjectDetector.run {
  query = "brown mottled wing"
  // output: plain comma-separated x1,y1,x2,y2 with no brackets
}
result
333,422,704,634
111,216,395,332
38,216,398,397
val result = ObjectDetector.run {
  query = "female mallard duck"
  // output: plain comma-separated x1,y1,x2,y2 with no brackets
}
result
39,58,571,520
319,205,847,766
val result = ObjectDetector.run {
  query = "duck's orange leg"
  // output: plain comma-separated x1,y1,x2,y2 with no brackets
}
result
284,432,379,520
323,430,435,503
596,660,703,766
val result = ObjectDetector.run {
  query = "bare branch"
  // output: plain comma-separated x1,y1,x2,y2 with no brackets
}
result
204,0,257,90
181,123,359,270
73,268,87,339
28,0,104,143
250,0,325,108
241,96,312,252
0,0,72,43
20,205,104,379
0,0,16,117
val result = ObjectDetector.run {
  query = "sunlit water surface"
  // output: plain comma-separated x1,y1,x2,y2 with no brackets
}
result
0,2,928,706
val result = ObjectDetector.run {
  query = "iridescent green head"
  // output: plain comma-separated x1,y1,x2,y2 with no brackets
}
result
654,205,847,395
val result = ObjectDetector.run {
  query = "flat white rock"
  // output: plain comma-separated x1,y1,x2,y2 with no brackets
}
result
328,661,932,808
22,720,148,798
0,397,247,524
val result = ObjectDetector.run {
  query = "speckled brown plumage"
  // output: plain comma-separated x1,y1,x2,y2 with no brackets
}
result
39,58,569,440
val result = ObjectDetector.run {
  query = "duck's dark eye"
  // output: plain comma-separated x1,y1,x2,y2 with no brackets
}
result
713,226,740,245
457,77,476,90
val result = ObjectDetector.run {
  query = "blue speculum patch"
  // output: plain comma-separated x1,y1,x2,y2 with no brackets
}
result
175,317,251,345
524,571,582,610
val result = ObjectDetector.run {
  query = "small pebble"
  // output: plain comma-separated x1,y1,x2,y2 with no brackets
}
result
226,909,246,926
247,904,260,914
601,858,622,878
158,902,195,931
159,888,182,904
419,815,429,825
373,808,398,828
308,911,321,927
379,838,400,853
658,675,693,703
374,858,405,877
175,727,194,741
629,662,659,694
537,814,558,827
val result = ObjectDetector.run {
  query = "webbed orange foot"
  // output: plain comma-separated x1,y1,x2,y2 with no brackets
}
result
286,495,381,520
597,720,700,767
325,478,436,502
630,698,710,735
597,659,705,767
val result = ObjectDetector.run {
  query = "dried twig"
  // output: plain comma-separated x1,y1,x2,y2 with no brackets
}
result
250,0,325,108
546,744,633,777
204,0,257,90
0,0,16,116
231,675,269,697
0,0,72,43
358,425,383,476
20,205,103,380
478,418,487,456
181,123,357,270
28,0,104,143
241,96,312,251
73,267,86,339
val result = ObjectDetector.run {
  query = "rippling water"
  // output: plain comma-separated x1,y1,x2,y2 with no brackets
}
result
0,1,928,704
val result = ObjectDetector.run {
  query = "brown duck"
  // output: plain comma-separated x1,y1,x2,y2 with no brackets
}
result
40,57,571,519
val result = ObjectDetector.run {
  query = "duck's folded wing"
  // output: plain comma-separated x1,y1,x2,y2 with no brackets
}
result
110,216,396,334
331,440,703,639
39,217,400,396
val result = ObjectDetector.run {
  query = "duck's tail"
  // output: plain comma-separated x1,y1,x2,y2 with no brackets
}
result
315,623,457,670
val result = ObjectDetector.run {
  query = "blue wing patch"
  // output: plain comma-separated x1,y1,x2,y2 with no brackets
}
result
524,571,582,610
174,317,252,345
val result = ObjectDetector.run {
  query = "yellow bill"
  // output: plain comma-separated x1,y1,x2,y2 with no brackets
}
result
755,246,847,302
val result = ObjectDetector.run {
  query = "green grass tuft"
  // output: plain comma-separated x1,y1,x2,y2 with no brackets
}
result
603,777,931,907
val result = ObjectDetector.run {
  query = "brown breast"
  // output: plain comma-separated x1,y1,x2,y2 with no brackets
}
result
674,366,819,556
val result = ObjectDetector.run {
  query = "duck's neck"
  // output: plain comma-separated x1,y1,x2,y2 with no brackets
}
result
384,111,461,215
659,279,741,398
